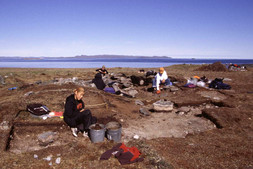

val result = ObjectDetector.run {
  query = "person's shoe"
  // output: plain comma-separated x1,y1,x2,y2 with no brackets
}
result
156,90,161,94
71,128,78,137
83,131,89,137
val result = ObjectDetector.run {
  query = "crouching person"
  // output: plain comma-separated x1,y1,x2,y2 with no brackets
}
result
64,87,97,137
152,67,172,94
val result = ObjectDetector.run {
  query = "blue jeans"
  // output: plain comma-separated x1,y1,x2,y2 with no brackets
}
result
152,78,172,88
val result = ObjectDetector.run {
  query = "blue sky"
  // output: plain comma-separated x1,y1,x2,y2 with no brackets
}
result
0,0,252,59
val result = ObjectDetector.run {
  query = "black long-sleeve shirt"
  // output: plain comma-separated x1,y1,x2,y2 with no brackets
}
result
96,68,108,75
64,94,84,127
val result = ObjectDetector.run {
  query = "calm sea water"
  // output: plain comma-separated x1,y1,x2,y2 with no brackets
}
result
0,58,252,68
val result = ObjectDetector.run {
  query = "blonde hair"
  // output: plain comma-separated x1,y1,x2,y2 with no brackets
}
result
159,67,165,73
74,87,85,93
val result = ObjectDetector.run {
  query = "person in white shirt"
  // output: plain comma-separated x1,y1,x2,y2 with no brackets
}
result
152,67,172,94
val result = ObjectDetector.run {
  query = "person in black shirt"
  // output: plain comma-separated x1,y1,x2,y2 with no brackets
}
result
63,87,97,137
96,65,108,76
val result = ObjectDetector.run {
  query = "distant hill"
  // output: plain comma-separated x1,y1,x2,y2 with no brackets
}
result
75,55,171,59
0,55,172,60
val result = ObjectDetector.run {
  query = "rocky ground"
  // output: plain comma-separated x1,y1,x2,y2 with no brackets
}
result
0,64,252,169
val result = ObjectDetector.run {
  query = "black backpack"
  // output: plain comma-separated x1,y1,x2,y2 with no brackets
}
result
27,104,50,116
209,78,231,90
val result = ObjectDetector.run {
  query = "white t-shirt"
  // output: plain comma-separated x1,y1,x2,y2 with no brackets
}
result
156,71,168,90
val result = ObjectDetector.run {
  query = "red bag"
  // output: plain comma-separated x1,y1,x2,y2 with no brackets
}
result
119,143,141,161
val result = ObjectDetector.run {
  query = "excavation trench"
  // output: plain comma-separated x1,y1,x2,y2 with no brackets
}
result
5,98,225,153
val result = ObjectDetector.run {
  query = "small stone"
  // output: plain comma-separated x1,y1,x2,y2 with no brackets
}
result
133,135,139,139
42,116,48,120
0,121,10,130
43,155,52,161
122,88,138,97
139,108,150,116
24,91,33,97
178,112,184,115
55,157,61,164
34,154,38,159
178,106,190,113
0,75,5,85
135,100,144,106
38,131,58,146
72,77,78,81
206,105,211,109
169,86,179,92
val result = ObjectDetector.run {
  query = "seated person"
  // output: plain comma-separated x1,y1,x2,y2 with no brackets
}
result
152,67,172,94
92,73,106,90
63,87,97,137
96,65,108,76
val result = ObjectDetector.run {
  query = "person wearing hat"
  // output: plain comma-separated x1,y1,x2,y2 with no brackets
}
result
152,67,172,94
96,65,108,76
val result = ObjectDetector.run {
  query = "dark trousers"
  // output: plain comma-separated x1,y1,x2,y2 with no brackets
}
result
65,109,97,132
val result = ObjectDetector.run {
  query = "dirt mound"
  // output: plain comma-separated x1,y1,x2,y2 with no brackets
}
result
196,62,227,71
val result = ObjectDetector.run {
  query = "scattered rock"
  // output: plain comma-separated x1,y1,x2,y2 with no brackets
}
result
177,106,191,113
102,75,113,85
163,85,179,92
178,112,185,115
135,100,144,106
223,78,232,81
35,80,42,85
53,77,94,87
0,121,10,130
133,135,140,139
43,155,52,161
139,107,150,116
121,77,132,88
0,75,5,85
121,88,138,97
24,91,33,97
153,100,174,112
166,85,179,92
197,91,227,101
38,131,58,146
55,157,61,164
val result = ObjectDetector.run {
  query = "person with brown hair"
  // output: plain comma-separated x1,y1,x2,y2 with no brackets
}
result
63,87,97,137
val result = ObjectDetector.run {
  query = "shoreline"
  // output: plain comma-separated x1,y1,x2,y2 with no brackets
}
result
0,63,252,69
